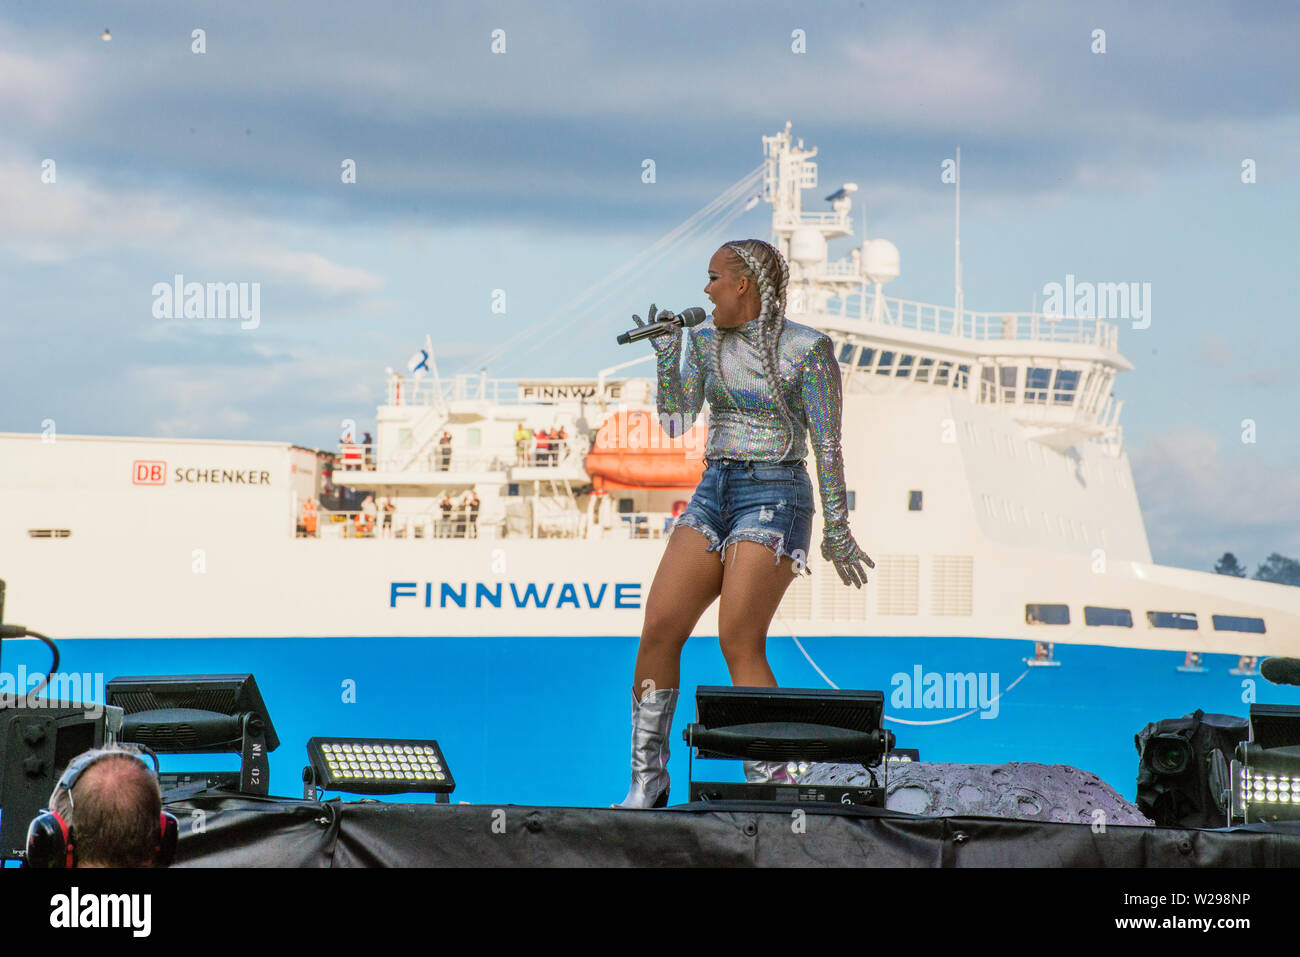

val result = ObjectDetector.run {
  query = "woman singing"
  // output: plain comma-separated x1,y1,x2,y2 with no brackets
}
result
615,238,874,809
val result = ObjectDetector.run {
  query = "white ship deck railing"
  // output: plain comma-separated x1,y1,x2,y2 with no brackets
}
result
774,211,851,230
336,440,583,475
617,512,675,540
307,508,497,540
300,507,674,541
388,376,525,407
827,288,1120,351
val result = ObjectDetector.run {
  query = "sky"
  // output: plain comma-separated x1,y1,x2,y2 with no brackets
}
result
1,0,1297,573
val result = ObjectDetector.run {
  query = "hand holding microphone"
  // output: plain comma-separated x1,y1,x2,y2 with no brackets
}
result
618,303,707,352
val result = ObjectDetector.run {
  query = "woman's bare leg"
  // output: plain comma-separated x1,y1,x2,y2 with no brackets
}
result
716,541,799,687
632,526,725,699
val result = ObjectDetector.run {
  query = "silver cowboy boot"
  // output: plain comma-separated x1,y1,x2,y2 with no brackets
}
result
614,687,680,809
744,760,799,785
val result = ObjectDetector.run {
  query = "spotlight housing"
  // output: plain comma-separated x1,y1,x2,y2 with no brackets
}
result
305,737,455,800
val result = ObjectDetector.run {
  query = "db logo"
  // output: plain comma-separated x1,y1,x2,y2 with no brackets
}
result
133,461,167,485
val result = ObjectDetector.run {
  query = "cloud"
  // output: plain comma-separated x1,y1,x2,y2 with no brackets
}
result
0,152,385,300
1131,427,1300,572
1198,335,1233,366
0,160,184,252
0,35,87,131
1244,366,1289,387
212,247,385,297
2,1,1296,233
129,346,378,441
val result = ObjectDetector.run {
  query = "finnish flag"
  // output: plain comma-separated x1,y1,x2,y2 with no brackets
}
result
407,344,431,378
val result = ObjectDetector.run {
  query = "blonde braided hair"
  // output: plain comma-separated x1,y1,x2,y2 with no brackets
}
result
708,239,798,460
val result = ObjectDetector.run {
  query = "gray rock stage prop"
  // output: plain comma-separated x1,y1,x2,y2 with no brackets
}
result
799,761,1153,826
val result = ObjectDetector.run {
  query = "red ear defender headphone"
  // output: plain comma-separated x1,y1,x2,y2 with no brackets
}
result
24,745,179,868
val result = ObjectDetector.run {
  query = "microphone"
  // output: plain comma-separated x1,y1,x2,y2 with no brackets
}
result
1261,657,1300,686
616,306,708,345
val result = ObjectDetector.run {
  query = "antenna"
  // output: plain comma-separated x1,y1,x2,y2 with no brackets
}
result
954,147,963,333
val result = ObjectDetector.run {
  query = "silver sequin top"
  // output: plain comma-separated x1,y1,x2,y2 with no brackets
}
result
655,316,856,558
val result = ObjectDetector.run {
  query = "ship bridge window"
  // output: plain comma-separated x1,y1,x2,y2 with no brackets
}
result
875,350,895,374
857,347,875,369
1052,369,1081,405
908,490,922,511
1084,605,1133,627
506,482,520,496
1212,614,1266,634
1000,366,1019,403
980,366,996,402
1147,611,1198,630
895,354,915,377
617,498,636,514
838,343,855,363
915,357,934,383
934,361,952,386
1025,367,1052,404
1026,603,1069,625
956,364,970,389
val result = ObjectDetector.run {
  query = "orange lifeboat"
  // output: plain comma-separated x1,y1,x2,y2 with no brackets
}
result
585,410,706,491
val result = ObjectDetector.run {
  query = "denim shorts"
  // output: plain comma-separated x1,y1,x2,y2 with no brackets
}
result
671,458,815,573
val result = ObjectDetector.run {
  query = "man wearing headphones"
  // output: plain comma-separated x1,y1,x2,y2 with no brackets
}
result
26,745,178,868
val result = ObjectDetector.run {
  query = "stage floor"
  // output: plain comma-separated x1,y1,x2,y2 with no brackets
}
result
164,791,1300,867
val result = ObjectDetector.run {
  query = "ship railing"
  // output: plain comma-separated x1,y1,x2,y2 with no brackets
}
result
336,442,375,471
395,439,582,473
385,375,525,408
774,211,851,229
334,439,586,475
818,260,860,279
616,511,676,540
512,437,581,469
827,288,1120,351
311,508,499,540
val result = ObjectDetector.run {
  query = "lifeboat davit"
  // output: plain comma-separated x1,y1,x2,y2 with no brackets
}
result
585,409,706,491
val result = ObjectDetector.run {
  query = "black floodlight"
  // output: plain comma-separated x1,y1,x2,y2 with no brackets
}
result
683,686,893,807
1229,704,1300,824
686,685,888,762
106,674,277,796
1245,703,1300,750
305,737,455,801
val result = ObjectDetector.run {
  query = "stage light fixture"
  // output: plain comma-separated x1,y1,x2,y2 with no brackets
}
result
304,737,455,801
1230,704,1300,824
887,749,921,765
684,686,894,806
106,674,278,796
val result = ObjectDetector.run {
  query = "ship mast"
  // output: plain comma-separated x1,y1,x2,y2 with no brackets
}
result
954,146,963,331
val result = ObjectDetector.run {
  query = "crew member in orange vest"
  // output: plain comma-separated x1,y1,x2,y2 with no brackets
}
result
301,499,318,537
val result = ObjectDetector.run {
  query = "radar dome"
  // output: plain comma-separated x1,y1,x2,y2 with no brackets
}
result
861,239,900,284
789,227,827,266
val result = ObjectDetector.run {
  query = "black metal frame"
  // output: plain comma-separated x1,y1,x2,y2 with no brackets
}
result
683,686,894,807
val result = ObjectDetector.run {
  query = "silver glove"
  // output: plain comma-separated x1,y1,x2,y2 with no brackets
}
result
631,302,681,356
821,529,875,589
